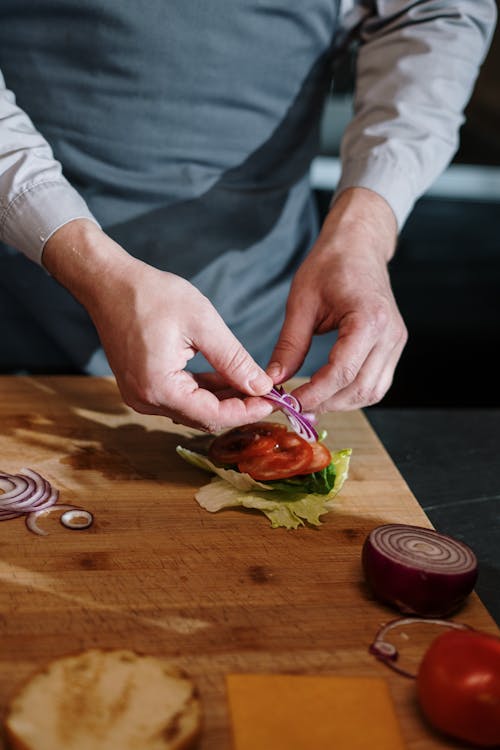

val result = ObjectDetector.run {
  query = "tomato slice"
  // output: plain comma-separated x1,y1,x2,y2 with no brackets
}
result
208,422,287,465
237,432,314,480
307,441,332,473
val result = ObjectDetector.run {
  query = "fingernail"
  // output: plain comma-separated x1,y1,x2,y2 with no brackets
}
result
248,371,273,394
266,361,282,381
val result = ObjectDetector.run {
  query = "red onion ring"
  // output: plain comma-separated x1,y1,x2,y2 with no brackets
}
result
362,524,478,617
0,468,57,522
60,509,94,530
369,617,470,678
0,468,91,536
26,504,86,536
264,386,318,442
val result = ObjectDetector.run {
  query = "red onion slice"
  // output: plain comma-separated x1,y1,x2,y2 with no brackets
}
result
1,468,92,536
3,473,53,510
0,477,16,491
264,386,318,442
0,509,24,521
60,509,94,530
369,617,470,678
0,468,56,515
0,474,34,504
362,524,478,618
25,504,85,536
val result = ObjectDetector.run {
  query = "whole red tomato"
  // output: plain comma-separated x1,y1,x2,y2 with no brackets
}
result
417,629,500,747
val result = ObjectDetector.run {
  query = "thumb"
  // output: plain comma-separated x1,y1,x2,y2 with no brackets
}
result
195,310,273,396
267,305,315,383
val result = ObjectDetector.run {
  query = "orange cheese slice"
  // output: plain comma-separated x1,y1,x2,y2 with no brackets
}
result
226,674,406,750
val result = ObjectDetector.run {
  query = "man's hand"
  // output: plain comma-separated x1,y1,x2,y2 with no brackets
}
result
43,220,273,431
268,187,408,412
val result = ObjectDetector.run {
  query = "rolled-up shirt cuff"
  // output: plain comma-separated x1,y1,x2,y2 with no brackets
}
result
335,154,420,231
0,179,99,265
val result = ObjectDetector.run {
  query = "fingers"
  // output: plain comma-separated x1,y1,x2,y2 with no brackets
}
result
292,310,407,413
192,372,247,401
123,369,274,432
267,294,316,384
192,304,273,397
102,271,275,431
310,340,403,412
268,187,404,413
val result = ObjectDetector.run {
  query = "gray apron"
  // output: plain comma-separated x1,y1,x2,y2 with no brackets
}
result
0,1,339,374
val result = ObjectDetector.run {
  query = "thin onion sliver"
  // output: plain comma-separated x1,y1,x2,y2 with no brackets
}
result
369,617,471,678
25,504,84,536
264,386,318,442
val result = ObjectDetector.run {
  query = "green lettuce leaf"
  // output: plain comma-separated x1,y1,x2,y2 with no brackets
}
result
176,444,352,529
264,461,337,495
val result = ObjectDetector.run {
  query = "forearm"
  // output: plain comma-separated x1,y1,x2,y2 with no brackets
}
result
43,221,275,432
314,187,397,265
42,219,138,314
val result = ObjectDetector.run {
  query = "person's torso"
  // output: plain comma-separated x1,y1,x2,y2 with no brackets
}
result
0,1,339,372
0,1,338,241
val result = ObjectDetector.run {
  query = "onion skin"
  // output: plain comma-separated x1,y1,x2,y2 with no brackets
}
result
362,524,478,618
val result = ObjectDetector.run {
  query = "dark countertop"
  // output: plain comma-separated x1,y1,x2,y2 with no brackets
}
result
365,408,500,626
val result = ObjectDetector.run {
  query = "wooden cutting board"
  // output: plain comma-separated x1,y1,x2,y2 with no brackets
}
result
0,375,498,749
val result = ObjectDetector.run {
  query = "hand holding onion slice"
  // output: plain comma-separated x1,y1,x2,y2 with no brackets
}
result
0,468,92,536
362,524,478,618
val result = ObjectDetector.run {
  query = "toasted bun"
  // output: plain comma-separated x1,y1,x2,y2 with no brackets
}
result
4,649,201,750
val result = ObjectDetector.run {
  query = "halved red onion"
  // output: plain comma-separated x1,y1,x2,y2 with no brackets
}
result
264,386,318,442
0,468,90,536
369,616,470,678
362,524,478,617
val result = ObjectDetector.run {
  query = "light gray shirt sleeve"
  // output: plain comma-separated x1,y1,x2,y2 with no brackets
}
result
0,70,98,265
336,0,497,228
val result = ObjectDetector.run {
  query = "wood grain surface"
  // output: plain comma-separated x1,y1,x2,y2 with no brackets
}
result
0,376,498,749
